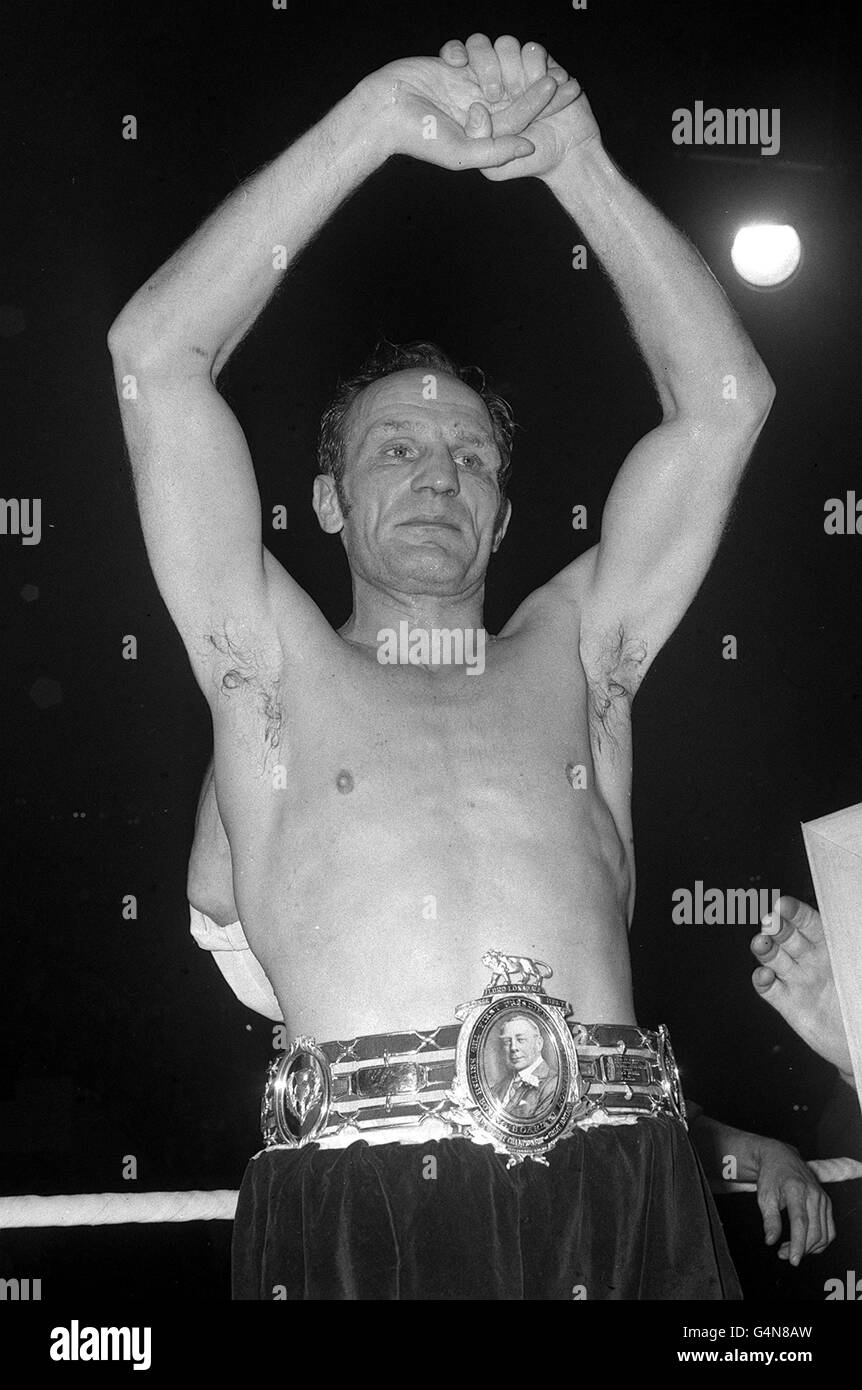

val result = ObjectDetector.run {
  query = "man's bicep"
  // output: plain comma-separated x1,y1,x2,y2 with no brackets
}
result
567,415,765,685
114,364,289,684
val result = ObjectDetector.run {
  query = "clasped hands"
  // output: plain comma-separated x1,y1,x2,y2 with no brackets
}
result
364,33,601,179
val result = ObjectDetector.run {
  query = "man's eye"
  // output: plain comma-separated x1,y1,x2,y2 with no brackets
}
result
455,452,482,469
384,445,413,459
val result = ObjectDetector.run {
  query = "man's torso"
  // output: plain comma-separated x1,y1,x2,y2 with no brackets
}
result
188,576,638,1038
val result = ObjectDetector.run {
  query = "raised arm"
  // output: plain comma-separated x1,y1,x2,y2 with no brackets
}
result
543,123,775,692
441,36,776,697
107,56,561,694
108,90,386,697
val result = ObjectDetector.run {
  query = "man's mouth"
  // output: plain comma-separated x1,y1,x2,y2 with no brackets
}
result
399,518,460,531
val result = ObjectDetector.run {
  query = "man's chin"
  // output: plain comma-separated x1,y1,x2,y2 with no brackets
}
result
379,550,473,590
395,532,464,557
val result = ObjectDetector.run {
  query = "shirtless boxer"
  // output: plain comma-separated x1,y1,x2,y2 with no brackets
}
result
109,34,821,1298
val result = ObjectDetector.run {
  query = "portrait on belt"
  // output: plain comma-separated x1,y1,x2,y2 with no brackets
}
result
483,1012,560,1121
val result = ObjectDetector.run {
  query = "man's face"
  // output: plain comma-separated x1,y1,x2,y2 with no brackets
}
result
317,369,511,596
499,1021,543,1072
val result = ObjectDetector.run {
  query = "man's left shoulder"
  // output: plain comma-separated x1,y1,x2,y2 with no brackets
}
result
499,547,597,640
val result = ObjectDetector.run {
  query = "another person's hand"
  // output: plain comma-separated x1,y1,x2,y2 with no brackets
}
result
752,895,856,1090
438,34,602,180
752,1136,836,1265
360,50,572,172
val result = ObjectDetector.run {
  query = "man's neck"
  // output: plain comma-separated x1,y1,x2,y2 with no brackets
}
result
513,1057,543,1085
339,583,487,651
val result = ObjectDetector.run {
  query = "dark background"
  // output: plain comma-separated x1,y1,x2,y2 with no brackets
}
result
1,0,860,1299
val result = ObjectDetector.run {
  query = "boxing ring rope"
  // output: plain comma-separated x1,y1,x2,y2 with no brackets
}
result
0,1190,238,1229
1,1159,860,1228
722,1157,862,1192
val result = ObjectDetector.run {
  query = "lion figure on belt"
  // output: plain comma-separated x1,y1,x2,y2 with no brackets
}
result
481,950,554,990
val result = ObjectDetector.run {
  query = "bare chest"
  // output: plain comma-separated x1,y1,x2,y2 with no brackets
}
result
216,637,591,806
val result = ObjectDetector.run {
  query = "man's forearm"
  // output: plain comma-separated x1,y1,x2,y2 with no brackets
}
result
108,83,391,377
685,1103,760,1183
543,143,774,419
689,1112,764,1182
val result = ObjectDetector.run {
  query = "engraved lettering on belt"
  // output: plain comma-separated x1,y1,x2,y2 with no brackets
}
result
357,1061,423,1098
601,1056,653,1084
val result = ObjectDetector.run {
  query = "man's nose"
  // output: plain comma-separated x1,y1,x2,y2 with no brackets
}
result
411,448,461,496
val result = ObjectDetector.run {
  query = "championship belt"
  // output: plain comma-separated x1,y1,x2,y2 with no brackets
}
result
447,951,591,1161
261,952,686,1165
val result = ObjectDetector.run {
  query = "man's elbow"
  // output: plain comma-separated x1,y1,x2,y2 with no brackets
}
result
726,359,776,428
107,314,214,380
677,366,776,436
107,312,151,365
747,368,777,421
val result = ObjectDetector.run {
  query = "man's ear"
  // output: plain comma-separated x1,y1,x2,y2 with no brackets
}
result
313,474,345,534
491,499,512,552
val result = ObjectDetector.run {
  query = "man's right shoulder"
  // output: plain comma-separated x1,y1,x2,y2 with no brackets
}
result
262,546,339,654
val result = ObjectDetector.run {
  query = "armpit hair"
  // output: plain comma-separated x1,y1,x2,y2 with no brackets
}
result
585,624,647,754
206,626,283,753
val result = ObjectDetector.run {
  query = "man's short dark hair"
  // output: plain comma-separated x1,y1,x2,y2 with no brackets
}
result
317,340,515,532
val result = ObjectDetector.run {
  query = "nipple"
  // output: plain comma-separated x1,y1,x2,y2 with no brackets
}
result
335,769,355,794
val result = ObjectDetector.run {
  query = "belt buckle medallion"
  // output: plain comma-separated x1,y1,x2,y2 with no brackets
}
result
261,1036,331,1148
451,951,589,1164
